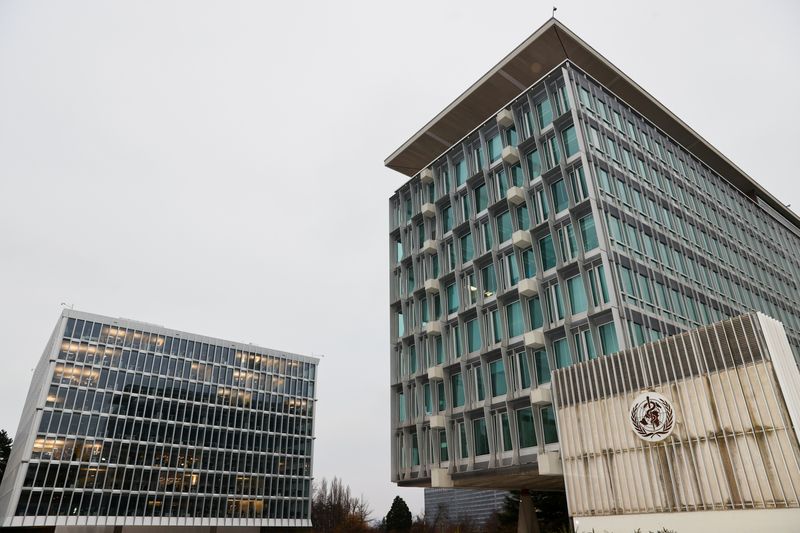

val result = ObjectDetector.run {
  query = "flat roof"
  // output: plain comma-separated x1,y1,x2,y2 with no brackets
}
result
384,19,800,230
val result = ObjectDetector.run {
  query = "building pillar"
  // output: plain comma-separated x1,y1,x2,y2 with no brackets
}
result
517,490,540,533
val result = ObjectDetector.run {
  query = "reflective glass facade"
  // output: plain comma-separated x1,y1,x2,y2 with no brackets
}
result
388,48,800,487
0,310,317,529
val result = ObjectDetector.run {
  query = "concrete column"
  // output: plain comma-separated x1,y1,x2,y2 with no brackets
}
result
517,490,541,533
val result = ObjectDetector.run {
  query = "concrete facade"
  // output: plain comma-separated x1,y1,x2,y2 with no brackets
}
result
0,310,318,529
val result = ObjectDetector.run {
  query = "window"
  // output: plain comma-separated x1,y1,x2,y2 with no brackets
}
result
562,125,579,157
480,220,493,252
496,210,512,242
423,383,432,415
442,205,453,233
460,194,471,221
526,149,542,179
557,223,578,262
545,282,565,321
489,308,501,344
435,336,444,365
534,349,550,385
408,345,417,374
550,179,569,213
484,360,505,398
574,328,596,361
398,391,406,422
495,169,509,199
439,430,449,461
536,97,552,128
446,283,459,314
473,418,490,455
542,406,558,444
451,373,465,408
522,249,536,278
451,324,463,358
475,183,488,212
598,322,619,355
528,296,543,330
579,215,598,252
498,412,513,452
517,407,537,448
455,158,467,187
466,318,481,353
460,233,474,263
570,166,589,201
545,136,561,168
473,365,485,401
516,205,530,230
459,422,468,458
506,300,523,338
553,337,571,368
481,264,497,297
437,381,446,411
588,264,610,305
503,253,520,287
516,350,531,390
488,134,502,162
539,235,557,270
578,86,592,109
566,275,588,314
535,188,550,223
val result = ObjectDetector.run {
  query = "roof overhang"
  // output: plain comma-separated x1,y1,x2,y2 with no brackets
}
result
384,19,800,230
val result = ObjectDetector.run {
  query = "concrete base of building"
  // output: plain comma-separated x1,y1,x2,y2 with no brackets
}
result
573,508,800,533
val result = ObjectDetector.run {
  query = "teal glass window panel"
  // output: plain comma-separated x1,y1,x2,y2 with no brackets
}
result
475,366,485,401
511,164,524,187
540,235,556,270
407,268,415,292
517,407,537,448
534,350,550,385
475,183,488,212
432,254,440,277
442,205,453,233
507,254,520,286
548,136,561,166
489,359,507,397
537,188,550,220
398,392,406,422
506,300,523,338
599,322,619,355
516,205,530,230
526,149,542,178
583,330,597,360
434,293,442,318
460,233,474,263
522,249,536,278
453,324,463,358
474,418,489,455
579,215,598,251
412,433,420,465
452,373,465,407
551,179,568,212
459,423,468,458
491,309,501,343
518,352,531,389
421,297,429,323
455,159,467,187
435,336,444,364
439,430,449,461
467,319,481,353
497,210,512,242
528,296,543,329
567,275,588,314
536,98,552,128
423,383,432,414
501,413,513,451
597,265,610,303
553,337,571,368
562,125,579,157
409,345,417,374
496,170,508,198
506,126,518,146
482,221,493,251
437,381,446,411
396,239,404,261
488,134,502,162
446,283,459,314
482,264,497,297
398,312,405,337
542,406,558,444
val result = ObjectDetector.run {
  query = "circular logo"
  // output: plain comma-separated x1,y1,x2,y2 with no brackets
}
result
629,392,675,442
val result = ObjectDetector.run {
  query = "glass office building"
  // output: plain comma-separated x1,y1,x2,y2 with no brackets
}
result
385,19,800,489
0,309,318,530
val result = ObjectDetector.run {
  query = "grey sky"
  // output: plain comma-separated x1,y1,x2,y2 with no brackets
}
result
1,0,798,519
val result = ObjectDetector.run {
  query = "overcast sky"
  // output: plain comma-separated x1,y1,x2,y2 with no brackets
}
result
1,0,798,519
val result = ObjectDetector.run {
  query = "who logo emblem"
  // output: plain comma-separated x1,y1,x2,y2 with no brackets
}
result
629,392,675,442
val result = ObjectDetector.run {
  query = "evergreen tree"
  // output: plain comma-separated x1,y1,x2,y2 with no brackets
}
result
0,430,12,486
384,496,412,532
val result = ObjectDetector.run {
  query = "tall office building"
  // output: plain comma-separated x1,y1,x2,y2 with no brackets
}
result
385,19,800,491
0,309,318,530
424,488,508,526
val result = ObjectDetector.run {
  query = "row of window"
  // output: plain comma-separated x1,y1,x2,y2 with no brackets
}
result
398,405,558,470
62,318,315,380
14,488,308,520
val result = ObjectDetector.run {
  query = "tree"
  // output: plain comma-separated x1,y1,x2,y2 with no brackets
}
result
0,430,12,486
384,496,412,532
311,477,371,533
489,490,570,533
